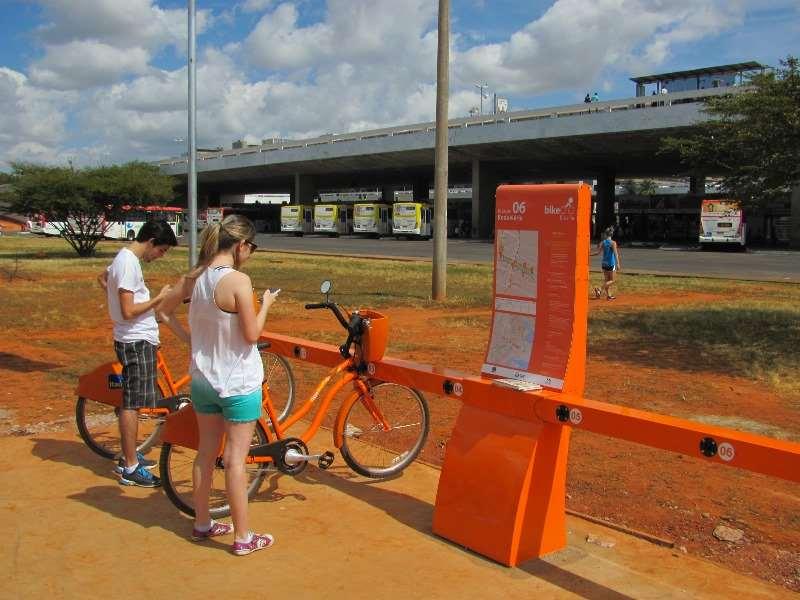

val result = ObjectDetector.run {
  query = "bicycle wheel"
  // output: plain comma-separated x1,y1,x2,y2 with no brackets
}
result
75,397,163,460
261,351,294,423
159,421,269,518
340,383,429,478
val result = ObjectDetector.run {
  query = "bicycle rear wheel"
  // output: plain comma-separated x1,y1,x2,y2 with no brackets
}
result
159,421,269,518
261,351,295,423
340,383,429,478
75,397,162,460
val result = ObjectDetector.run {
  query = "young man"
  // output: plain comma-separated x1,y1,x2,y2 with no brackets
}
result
101,220,177,487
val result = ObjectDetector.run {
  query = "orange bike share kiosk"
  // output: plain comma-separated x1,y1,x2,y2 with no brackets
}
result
261,183,799,567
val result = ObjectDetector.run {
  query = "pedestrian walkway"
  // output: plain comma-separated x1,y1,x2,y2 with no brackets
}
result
1,432,793,599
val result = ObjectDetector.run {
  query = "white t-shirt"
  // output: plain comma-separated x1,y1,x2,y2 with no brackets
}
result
107,247,160,345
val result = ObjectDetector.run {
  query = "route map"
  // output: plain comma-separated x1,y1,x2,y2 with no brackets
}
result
485,312,535,370
495,230,538,299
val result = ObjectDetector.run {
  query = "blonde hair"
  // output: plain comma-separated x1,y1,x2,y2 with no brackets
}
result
196,214,256,269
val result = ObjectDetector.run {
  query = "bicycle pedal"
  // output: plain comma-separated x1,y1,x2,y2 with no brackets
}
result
318,451,335,470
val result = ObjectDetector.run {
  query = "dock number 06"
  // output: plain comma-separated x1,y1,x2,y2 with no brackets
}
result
512,201,527,214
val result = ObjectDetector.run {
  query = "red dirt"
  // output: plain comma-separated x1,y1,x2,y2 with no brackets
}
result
1,290,798,591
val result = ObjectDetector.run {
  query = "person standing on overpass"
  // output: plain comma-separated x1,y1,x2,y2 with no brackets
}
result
591,226,621,300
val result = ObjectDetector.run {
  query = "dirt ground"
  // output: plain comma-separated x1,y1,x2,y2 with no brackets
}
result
1,285,799,592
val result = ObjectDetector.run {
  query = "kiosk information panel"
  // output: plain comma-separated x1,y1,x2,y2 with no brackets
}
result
483,183,591,391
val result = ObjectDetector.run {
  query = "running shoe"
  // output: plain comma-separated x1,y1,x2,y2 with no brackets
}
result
232,533,275,556
118,464,161,487
191,521,234,542
114,451,157,474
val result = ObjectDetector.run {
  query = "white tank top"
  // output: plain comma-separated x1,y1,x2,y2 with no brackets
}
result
189,266,263,398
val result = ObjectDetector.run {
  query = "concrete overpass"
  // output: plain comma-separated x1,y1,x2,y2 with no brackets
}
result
159,87,735,237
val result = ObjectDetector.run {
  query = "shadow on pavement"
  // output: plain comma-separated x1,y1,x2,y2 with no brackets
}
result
520,559,637,600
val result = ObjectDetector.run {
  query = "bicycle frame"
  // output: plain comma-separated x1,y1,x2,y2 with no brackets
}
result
75,349,189,417
161,358,390,463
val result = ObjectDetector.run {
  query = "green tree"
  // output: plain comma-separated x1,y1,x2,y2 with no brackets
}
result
5,161,175,256
663,56,800,209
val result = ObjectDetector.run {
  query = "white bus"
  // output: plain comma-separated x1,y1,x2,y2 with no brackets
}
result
313,204,352,236
392,202,431,239
31,206,185,240
699,199,746,247
104,206,185,240
280,205,313,235
353,203,391,237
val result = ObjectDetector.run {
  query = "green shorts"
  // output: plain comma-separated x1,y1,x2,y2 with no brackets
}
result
191,375,262,423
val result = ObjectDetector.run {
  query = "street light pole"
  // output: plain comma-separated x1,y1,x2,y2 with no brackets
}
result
432,0,449,301
187,0,198,268
474,82,488,115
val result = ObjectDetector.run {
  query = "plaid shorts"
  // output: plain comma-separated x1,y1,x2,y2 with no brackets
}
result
113,340,159,410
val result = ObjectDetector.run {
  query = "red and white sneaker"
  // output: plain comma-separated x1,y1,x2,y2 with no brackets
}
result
232,532,275,556
191,521,234,542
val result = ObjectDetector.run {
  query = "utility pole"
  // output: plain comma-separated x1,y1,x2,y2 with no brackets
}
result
432,0,449,300
187,0,198,267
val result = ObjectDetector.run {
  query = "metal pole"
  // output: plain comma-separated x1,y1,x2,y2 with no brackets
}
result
187,0,198,267
432,0,449,301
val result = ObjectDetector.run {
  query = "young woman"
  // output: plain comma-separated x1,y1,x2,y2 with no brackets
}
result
590,226,622,300
160,215,280,555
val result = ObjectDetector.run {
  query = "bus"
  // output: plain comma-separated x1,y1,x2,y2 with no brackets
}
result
313,204,352,236
699,199,746,248
104,206,185,240
30,206,185,240
280,205,313,235
392,202,431,239
197,204,281,232
353,203,391,237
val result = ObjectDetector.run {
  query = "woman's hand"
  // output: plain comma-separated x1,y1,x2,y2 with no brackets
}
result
261,288,281,309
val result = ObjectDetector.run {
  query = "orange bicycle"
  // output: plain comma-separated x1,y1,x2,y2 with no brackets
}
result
158,281,430,518
75,346,295,460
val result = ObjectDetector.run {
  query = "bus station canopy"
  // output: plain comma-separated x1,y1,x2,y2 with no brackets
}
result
630,62,765,85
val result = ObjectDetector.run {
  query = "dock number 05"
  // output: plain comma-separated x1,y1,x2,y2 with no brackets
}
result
512,202,527,214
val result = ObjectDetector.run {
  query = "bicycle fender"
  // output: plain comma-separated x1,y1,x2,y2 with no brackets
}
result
75,361,123,407
332,389,364,449
161,403,199,450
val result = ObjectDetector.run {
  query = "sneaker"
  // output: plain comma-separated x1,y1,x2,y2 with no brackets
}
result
593,287,601,299
118,464,161,488
606,295,616,301
113,451,157,474
191,521,234,542
232,533,275,556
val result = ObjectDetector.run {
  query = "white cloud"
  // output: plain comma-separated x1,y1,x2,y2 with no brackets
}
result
35,0,204,50
241,0,276,13
30,41,151,90
0,67,75,166
455,0,748,94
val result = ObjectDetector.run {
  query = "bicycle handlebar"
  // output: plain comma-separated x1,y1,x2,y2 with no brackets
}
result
304,300,364,359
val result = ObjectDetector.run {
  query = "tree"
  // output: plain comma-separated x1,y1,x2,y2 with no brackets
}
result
5,161,175,256
663,56,800,210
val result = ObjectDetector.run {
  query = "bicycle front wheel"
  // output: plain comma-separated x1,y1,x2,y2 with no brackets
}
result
75,397,162,459
340,383,429,478
159,421,269,518
261,351,295,423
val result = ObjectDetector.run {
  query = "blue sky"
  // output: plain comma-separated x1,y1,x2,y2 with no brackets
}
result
0,0,797,169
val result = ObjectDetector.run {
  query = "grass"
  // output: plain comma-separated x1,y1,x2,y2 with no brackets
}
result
2,234,798,395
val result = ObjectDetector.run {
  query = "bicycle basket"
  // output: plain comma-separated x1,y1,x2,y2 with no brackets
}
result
356,309,388,362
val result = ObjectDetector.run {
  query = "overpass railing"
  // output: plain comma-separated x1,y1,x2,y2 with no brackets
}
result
156,87,746,167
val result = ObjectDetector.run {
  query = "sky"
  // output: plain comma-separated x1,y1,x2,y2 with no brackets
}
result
0,0,797,170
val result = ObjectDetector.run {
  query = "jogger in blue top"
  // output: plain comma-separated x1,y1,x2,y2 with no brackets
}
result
590,226,622,300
